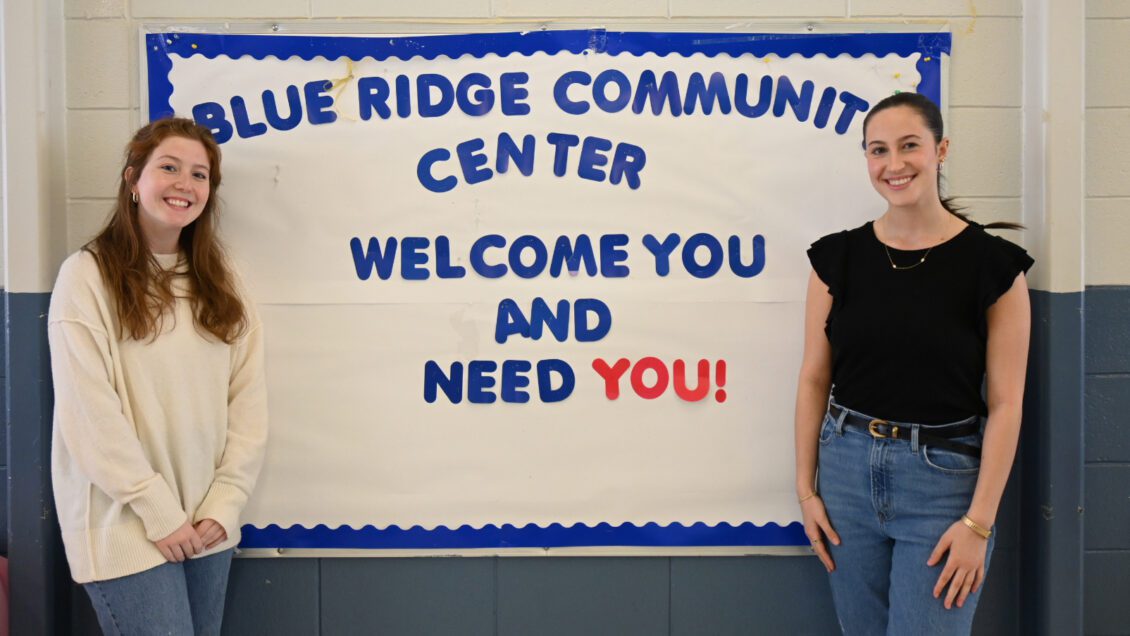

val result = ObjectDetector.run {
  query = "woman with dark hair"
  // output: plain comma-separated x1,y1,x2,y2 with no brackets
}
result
793,92,1032,634
49,118,268,634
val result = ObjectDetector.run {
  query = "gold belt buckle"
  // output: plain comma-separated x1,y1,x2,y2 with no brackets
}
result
868,419,899,439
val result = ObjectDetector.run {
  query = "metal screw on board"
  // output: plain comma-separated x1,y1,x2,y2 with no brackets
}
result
272,24,280,32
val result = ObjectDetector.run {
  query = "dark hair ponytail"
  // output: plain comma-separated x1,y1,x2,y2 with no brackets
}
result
862,92,1023,231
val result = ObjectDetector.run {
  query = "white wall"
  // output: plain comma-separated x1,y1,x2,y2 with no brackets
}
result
1085,0,1130,286
2,0,67,294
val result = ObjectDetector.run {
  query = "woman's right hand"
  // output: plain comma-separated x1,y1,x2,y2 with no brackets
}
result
155,520,204,563
802,495,841,573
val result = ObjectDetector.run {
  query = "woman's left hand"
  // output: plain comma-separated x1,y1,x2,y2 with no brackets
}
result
927,520,989,609
194,518,229,550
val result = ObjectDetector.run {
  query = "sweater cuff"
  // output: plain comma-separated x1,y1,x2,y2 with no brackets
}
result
193,481,248,538
130,477,188,542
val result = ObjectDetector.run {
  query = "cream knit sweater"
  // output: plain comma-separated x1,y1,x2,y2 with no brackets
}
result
49,250,268,583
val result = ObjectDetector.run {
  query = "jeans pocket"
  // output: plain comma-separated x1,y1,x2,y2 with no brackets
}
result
818,412,836,446
920,442,981,475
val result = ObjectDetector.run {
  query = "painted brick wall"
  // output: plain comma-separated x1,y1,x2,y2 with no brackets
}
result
1084,288,1130,635
1084,1,1130,634
1085,3,1130,286
1,290,7,555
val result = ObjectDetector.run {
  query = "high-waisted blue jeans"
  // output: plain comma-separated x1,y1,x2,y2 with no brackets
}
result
83,548,234,636
818,403,993,636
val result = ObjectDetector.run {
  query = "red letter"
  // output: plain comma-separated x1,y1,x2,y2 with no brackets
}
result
673,359,710,402
592,358,631,399
715,359,727,403
630,356,669,399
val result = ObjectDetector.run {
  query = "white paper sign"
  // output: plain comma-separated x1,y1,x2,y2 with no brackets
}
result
145,29,950,550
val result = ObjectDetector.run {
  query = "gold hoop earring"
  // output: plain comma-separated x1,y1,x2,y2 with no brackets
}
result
131,191,139,203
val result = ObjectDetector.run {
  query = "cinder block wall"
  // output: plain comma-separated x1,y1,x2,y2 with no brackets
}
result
0,296,6,556
1084,2,1130,635
1,51,6,547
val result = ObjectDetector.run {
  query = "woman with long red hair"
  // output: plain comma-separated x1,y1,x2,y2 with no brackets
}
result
49,118,267,634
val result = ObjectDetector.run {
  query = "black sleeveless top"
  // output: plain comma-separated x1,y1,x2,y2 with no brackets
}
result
807,221,1033,424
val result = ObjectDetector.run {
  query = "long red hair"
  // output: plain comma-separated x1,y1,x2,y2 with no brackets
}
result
87,117,246,343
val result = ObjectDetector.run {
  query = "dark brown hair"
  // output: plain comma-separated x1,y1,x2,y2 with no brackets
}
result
86,117,247,343
862,92,1023,230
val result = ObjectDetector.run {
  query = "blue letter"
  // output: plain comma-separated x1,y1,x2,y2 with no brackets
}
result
549,235,597,277
735,74,772,118
577,136,612,183
547,133,580,177
609,143,646,189
470,234,507,278
553,71,591,115
509,235,548,278
529,298,570,342
400,237,430,280
729,235,766,277
773,76,815,121
456,73,494,116
263,86,303,131
537,359,576,403
418,74,454,118
593,70,631,113
632,70,682,116
495,299,532,344
500,72,530,116
350,237,397,281
417,148,457,193
683,72,732,115
682,233,724,278
304,80,337,125
600,234,630,277
501,360,532,403
424,360,463,403
435,236,466,278
456,138,493,185
358,76,392,120
813,86,837,130
574,298,611,342
467,361,498,404
192,102,233,144
231,96,268,139
836,92,870,135
395,75,412,118
496,133,535,176
642,233,681,276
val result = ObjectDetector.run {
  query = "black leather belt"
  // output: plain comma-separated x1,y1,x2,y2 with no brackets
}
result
828,404,982,458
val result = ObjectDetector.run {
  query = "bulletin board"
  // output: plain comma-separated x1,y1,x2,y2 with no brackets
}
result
144,27,950,554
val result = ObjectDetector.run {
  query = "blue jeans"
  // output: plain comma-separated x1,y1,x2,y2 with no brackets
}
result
83,549,234,636
818,404,994,636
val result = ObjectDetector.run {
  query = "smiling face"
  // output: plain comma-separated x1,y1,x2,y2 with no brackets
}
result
863,105,949,210
128,136,212,253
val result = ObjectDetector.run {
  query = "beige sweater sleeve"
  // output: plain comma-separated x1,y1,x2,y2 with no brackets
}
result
193,293,269,536
48,255,188,542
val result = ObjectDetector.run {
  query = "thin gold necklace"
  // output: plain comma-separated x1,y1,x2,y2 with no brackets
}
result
884,244,932,270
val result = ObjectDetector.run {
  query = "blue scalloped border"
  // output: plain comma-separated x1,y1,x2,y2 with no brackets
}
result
146,30,950,121
239,521,808,549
